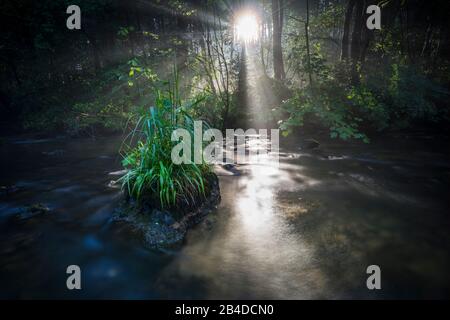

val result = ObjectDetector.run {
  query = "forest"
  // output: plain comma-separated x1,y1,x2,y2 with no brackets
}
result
1,0,449,139
0,0,450,300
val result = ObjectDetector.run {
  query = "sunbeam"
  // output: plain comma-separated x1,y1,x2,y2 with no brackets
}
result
234,12,260,43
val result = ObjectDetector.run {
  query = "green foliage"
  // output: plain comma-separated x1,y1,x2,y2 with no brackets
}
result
64,100,129,136
385,64,447,126
119,89,212,209
188,91,224,129
279,61,449,142
21,56,163,135
279,85,370,143
280,2,449,142
23,108,63,132
187,89,242,130
21,61,136,135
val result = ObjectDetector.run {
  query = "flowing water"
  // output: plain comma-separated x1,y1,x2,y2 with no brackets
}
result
0,133,449,299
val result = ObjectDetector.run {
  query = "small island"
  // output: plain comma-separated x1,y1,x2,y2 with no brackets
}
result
111,90,221,247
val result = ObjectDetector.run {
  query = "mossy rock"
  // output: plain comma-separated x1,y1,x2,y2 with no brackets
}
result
113,173,221,248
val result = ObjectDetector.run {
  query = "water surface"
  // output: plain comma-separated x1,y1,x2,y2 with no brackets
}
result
0,133,449,299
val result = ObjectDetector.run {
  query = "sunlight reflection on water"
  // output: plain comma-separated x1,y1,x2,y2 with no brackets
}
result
162,148,324,299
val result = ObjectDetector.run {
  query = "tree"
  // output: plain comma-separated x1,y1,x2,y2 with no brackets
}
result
272,0,285,81
341,0,355,60
305,0,313,88
350,0,365,84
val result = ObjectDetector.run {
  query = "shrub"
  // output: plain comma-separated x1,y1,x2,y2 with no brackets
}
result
279,86,370,142
64,100,129,136
278,63,449,142
385,64,448,127
118,90,212,209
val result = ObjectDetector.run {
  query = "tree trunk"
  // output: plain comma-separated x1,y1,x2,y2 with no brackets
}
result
305,0,313,88
350,0,365,85
341,0,355,60
6,52,21,88
82,30,102,74
272,0,285,81
176,14,189,70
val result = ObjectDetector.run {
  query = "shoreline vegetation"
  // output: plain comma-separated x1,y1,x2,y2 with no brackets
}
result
2,1,449,144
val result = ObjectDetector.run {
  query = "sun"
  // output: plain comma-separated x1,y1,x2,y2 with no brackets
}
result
235,13,259,43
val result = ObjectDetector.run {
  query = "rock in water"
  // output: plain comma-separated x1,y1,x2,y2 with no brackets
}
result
223,163,234,170
27,203,50,214
215,164,241,176
0,185,20,197
303,139,320,150
112,173,221,248
108,169,128,176
17,203,50,220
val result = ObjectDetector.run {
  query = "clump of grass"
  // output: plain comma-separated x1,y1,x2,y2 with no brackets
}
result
118,88,212,209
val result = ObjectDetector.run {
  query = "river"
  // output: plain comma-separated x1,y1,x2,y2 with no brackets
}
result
0,133,449,298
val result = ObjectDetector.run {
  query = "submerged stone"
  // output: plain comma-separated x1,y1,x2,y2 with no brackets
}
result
303,139,320,150
16,203,50,220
